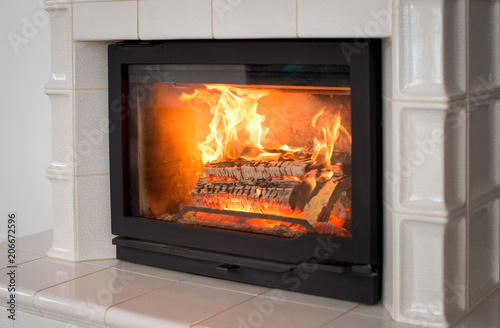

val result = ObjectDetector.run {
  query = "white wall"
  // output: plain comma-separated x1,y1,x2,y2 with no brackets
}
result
0,0,52,240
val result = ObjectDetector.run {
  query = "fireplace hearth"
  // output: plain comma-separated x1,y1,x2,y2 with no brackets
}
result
108,40,382,304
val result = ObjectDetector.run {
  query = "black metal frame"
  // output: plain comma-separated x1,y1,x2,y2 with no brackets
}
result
108,40,382,304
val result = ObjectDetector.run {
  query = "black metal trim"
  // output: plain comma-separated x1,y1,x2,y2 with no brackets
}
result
108,39,382,301
114,237,379,304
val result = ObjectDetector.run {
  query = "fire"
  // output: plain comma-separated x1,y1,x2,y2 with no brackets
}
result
179,85,270,164
175,83,352,238
179,84,351,167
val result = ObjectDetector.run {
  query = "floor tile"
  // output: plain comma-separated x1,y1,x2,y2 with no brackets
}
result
112,261,193,281
16,310,79,328
259,289,358,312
0,230,53,255
105,282,253,328
0,257,103,313
454,301,500,328
182,275,270,296
322,312,416,328
195,296,343,328
34,268,171,327
0,250,43,269
0,305,13,328
82,258,123,268
350,303,393,319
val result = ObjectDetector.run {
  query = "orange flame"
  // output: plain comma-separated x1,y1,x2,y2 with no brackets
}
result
179,84,351,167
180,84,270,164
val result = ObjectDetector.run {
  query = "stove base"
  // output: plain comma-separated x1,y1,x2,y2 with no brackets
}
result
113,236,380,304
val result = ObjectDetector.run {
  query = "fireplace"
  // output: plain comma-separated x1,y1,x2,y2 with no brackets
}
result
108,40,381,304
44,1,500,326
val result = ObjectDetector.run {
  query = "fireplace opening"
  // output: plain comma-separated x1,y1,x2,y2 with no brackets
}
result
109,40,381,304
126,64,352,239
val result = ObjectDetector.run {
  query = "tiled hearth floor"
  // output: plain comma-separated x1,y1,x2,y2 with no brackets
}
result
0,231,499,328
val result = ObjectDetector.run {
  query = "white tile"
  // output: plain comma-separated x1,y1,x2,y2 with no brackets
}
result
213,0,295,39
74,1,138,41
298,0,391,38
0,306,13,328
0,258,103,314
382,98,394,208
34,268,171,327
105,282,253,328
45,4,72,89
75,176,114,261
394,101,467,216
74,42,109,89
16,310,79,328
454,301,500,328
183,275,270,296
382,204,394,319
0,230,53,255
382,39,393,98
0,251,43,269
45,0,72,5
195,296,343,328
468,194,500,308
139,0,212,40
393,0,467,101
73,0,135,2
259,289,357,312
74,90,110,176
45,175,77,261
468,95,500,201
394,214,467,326
45,90,74,176
83,258,122,268
350,303,393,320
469,0,500,96
322,312,415,328
112,261,193,281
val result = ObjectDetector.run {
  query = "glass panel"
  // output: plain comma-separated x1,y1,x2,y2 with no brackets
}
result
125,65,352,238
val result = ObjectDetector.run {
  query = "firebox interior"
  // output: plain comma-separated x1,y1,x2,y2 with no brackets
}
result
126,64,352,238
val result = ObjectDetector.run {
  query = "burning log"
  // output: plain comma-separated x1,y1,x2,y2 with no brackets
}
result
203,160,309,180
298,176,351,225
191,177,313,215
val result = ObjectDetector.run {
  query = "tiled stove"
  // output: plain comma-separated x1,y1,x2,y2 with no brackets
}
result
42,0,500,327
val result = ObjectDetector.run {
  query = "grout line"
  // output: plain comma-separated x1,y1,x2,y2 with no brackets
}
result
71,1,78,261
318,311,350,328
465,0,470,311
103,284,174,327
75,173,111,178
382,95,469,105
295,0,299,38
137,0,140,40
32,267,108,314
73,0,136,3
210,0,214,39
74,87,108,91
190,296,257,327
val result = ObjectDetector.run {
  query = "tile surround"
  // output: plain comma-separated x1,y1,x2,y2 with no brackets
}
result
139,0,212,40
34,268,171,327
42,0,500,327
212,0,296,39
297,0,392,38
1,232,500,327
104,283,254,327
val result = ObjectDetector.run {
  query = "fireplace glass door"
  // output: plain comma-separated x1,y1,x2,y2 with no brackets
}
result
109,40,381,304
125,64,352,239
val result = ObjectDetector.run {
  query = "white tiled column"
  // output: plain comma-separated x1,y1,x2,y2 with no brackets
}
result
383,0,500,326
